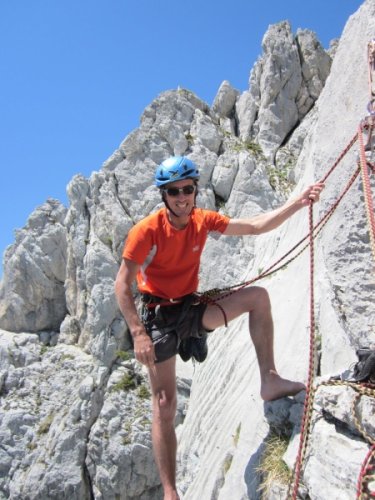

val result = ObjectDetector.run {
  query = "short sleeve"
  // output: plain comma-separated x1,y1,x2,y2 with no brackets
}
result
122,223,153,265
203,210,230,233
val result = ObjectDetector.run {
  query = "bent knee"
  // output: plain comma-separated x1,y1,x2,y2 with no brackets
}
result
256,286,270,303
244,286,271,310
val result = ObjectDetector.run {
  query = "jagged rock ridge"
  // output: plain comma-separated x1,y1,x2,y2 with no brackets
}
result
0,1,374,499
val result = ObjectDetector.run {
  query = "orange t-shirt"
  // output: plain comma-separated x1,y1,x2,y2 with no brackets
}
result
123,207,230,299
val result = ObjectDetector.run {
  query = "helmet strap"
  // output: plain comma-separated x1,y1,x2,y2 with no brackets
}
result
161,192,196,218
160,180,199,218
163,196,180,218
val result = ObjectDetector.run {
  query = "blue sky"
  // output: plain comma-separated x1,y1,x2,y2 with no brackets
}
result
0,0,364,277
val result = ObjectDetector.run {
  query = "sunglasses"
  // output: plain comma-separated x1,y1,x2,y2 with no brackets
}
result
162,185,196,197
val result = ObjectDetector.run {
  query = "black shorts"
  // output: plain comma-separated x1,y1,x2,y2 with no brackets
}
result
141,298,209,363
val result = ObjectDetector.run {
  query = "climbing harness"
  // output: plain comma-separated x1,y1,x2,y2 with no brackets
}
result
140,293,209,363
141,293,185,309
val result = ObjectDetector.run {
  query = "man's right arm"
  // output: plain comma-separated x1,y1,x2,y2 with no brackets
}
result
114,258,156,367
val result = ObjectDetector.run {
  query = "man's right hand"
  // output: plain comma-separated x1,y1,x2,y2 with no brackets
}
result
133,332,156,367
114,259,157,368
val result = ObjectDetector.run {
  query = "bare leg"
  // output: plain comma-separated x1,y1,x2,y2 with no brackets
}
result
149,356,180,500
202,287,305,401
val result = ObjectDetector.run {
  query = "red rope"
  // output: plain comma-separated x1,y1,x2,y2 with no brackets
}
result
290,201,317,499
198,126,371,498
358,123,375,266
288,42,375,498
289,127,375,497
320,131,358,183
357,444,375,499
200,160,361,306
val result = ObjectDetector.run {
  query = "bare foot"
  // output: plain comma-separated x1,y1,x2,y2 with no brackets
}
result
260,370,306,401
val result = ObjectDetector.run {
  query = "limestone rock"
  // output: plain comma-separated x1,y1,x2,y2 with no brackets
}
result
314,383,375,440
212,80,240,118
303,418,368,500
0,199,67,332
190,108,223,154
295,29,332,114
211,150,239,201
0,330,103,499
86,362,160,499
235,90,258,142
236,22,331,162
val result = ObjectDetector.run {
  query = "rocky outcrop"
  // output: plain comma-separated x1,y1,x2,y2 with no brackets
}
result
236,21,331,162
0,1,374,499
0,199,67,333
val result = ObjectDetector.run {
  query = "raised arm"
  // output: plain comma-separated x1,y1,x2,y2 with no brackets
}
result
223,182,324,236
114,258,155,366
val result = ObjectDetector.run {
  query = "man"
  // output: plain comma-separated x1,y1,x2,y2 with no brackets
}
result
115,156,324,500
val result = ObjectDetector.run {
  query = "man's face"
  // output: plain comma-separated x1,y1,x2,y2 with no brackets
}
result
162,179,196,218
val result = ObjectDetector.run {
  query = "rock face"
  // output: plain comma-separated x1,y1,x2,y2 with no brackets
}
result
0,1,374,499
0,199,67,333
235,21,331,161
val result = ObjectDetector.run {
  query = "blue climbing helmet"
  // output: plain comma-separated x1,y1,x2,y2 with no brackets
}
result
155,156,200,187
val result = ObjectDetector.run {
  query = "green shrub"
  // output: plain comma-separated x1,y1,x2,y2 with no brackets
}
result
112,373,136,392
138,384,151,399
37,414,54,435
116,350,132,362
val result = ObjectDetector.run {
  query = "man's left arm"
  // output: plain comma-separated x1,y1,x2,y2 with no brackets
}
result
223,182,324,236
